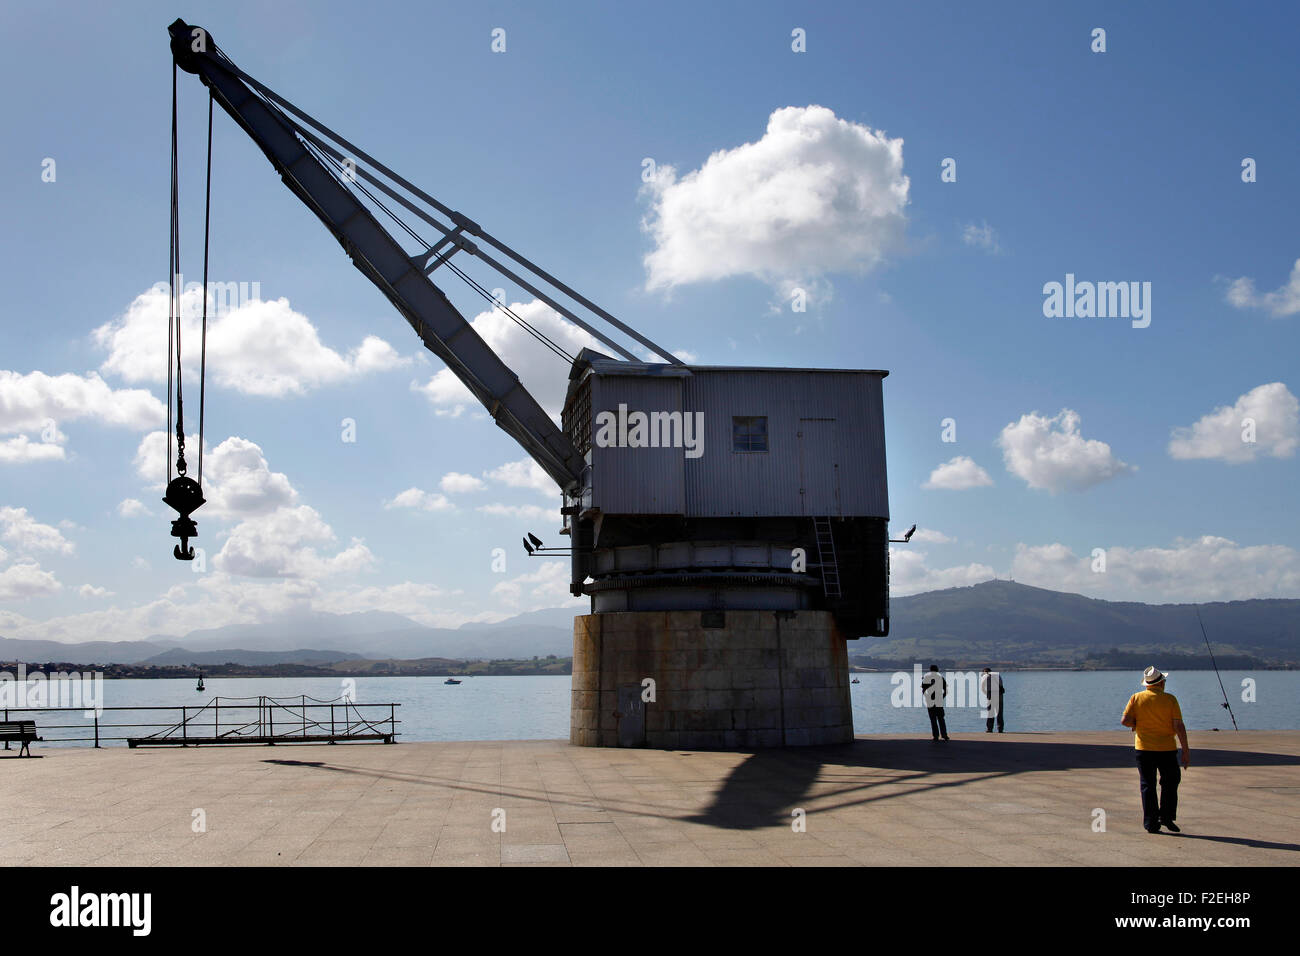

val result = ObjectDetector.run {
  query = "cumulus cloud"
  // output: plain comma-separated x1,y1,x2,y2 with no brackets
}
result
313,581,468,629
118,498,150,518
214,505,373,579
1010,537,1300,602
961,221,1001,254
440,472,485,494
888,548,995,596
413,299,600,418
384,488,453,512
133,432,297,518
922,456,994,491
0,371,165,449
998,409,1132,493
0,507,74,555
641,105,909,299
204,437,299,518
490,560,583,610
0,435,65,464
484,458,556,497
1168,382,1298,464
0,562,62,601
94,286,410,398
1224,259,1300,317
477,503,556,522
78,584,113,599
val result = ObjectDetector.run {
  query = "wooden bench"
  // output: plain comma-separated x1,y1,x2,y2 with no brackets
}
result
0,720,41,756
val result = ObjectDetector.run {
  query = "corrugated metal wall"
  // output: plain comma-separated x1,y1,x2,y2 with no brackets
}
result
587,368,888,519
589,375,687,514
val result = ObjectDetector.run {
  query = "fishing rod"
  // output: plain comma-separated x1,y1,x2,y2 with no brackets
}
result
1195,606,1238,731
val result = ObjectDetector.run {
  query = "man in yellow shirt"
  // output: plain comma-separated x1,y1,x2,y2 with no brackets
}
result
1121,666,1191,834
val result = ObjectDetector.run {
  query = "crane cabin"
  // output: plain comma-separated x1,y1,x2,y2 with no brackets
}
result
563,350,891,639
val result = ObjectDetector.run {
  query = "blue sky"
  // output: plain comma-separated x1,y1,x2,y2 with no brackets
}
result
2,0,1298,643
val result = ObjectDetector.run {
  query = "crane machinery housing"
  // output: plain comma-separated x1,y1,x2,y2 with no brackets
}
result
168,19,892,748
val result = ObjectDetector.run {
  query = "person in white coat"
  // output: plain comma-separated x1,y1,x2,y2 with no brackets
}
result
980,668,1005,732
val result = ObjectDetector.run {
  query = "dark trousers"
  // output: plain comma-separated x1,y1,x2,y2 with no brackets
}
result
1136,750,1181,830
927,708,947,739
985,710,1004,732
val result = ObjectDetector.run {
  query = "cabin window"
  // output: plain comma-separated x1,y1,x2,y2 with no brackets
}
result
732,416,768,452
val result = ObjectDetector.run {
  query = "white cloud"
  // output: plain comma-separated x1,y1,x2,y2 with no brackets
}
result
484,458,556,497
1010,537,1300,602
204,437,299,518
0,370,165,437
440,472,485,494
313,581,464,628
998,409,1132,493
133,432,299,520
0,435,66,464
78,584,113,599
961,221,1001,254
0,562,62,601
1168,382,1298,464
1224,259,1300,317
0,507,74,555
118,498,150,518
94,286,410,398
213,505,373,579
385,488,454,512
641,105,909,298
413,299,600,418
490,560,583,610
922,456,993,491
477,503,556,522
888,548,995,596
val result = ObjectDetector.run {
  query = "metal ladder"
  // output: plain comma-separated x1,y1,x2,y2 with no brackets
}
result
813,517,841,598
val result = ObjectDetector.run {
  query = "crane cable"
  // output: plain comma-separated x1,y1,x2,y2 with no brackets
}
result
161,65,211,560
197,90,213,484
239,68,576,364
293,121,575,364
167,62,179,485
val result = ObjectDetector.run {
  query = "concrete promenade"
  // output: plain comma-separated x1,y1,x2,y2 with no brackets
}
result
2,731,1297,866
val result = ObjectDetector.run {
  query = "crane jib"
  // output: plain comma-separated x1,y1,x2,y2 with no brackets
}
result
166,18,620,496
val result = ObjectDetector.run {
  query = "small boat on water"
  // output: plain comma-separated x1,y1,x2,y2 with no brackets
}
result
850,678,860,684
444,678,462,685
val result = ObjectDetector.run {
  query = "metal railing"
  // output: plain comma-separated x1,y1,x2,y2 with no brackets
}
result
1,695,400,749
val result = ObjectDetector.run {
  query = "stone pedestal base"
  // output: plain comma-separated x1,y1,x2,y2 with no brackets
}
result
570,610,853,749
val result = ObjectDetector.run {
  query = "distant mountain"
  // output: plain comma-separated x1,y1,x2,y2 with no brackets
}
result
12,582,1292,669
0,606,583,666
0,638,174,665
140,647,367,666
161,609,425,652
865,580,1300,665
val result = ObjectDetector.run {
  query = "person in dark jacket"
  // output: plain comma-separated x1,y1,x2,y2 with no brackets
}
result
921,664,949,741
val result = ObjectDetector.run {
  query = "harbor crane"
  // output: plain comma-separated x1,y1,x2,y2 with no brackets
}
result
165,19,897,747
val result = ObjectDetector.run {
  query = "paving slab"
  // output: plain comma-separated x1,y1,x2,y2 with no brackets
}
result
1,732,1296,866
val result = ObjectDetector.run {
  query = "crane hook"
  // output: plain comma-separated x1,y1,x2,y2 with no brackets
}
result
163,475,205,561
